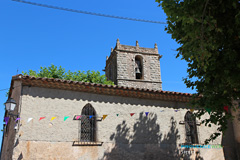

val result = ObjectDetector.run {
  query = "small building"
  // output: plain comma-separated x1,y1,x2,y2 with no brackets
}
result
1,40,239,160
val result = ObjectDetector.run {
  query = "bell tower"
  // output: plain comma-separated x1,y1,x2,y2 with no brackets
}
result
105,39,162,90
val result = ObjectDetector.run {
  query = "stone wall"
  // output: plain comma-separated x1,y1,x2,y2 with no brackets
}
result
105,40,162,90
8,86,225,160
105,51,117,84
1,81,22,160
117,80,162,91
232,100,240,159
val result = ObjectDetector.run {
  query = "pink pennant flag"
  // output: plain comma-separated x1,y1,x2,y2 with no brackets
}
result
39,117,45,121
130,113,135,117
76,116,81,120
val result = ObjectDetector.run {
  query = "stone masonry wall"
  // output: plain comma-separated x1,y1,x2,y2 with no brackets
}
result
1,81,22,160
105,52,117,84
9,86,225,160
117,80,162,91
106,41,162,90
116,49,162,90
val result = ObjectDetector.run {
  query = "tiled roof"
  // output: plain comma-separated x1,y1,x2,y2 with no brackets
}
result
11,74,193,102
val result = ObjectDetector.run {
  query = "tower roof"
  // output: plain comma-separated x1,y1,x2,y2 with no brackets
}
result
114,39,160,56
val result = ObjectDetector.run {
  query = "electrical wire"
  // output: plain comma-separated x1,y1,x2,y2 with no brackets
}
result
12,0,167,24
0,85,22,92
0,88,9,92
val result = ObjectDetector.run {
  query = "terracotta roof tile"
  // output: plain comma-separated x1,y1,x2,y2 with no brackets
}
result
11,74,193,102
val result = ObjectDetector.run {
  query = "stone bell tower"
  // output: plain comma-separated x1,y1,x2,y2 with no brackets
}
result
105,39,162,90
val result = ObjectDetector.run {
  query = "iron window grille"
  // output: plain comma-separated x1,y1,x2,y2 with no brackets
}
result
73,103,103,146
80,103,96,142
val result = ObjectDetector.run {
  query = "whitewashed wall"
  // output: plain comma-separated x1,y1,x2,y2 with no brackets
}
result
10,86,224,160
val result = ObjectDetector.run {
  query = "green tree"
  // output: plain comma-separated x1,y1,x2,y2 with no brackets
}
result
156,0,240,143
22,64,114,85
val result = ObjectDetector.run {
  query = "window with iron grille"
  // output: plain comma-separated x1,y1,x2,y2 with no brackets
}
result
80,103,96,142
184,111,199,144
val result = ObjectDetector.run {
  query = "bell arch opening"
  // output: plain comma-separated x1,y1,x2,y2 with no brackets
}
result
135,56,143,79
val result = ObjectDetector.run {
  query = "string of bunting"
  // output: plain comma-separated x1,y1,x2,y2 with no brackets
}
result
3,112,151,124
3,106,229,125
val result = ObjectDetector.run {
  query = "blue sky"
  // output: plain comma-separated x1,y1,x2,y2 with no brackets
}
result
0,0,196,148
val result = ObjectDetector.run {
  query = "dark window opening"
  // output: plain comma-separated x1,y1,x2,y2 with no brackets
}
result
135,56,143,79
184,111,199,144
81,103,96,142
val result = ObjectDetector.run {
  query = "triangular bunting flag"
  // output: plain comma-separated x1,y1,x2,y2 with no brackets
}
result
14,123,18,129
27,118,33,123
130,113,135,117
39,117,45,121
116,114,119,116
49,122,53,127
64,116,69,121
145,112,149,116
190,109,194,112
4,117,9,125
206,108,211,114
223,106,229,113
89,115,93,119
51,117,57,121
76,116,81,120
174,110,178,112
102,115,107,120
15,118,20,122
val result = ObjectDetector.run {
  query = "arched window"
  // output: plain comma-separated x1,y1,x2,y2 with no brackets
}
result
81,103,96,142
184,111,198,144
135,56,143,79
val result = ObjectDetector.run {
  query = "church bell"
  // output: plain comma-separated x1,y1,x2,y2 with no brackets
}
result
135,68,141,74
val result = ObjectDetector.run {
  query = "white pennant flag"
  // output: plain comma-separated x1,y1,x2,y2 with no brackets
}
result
27,118,33,123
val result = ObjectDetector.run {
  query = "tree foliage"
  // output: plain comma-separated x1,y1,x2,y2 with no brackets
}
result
22,64,114,85
156,0,240,143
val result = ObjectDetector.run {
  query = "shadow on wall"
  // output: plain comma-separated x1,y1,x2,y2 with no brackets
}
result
23,86,189,109
101,112,192,160
221,119,238,160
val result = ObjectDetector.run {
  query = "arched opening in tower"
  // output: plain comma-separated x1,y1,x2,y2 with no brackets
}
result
135,56,143,79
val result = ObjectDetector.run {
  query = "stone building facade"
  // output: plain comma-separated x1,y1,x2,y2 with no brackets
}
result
105,39,162,90
1,40,239,160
